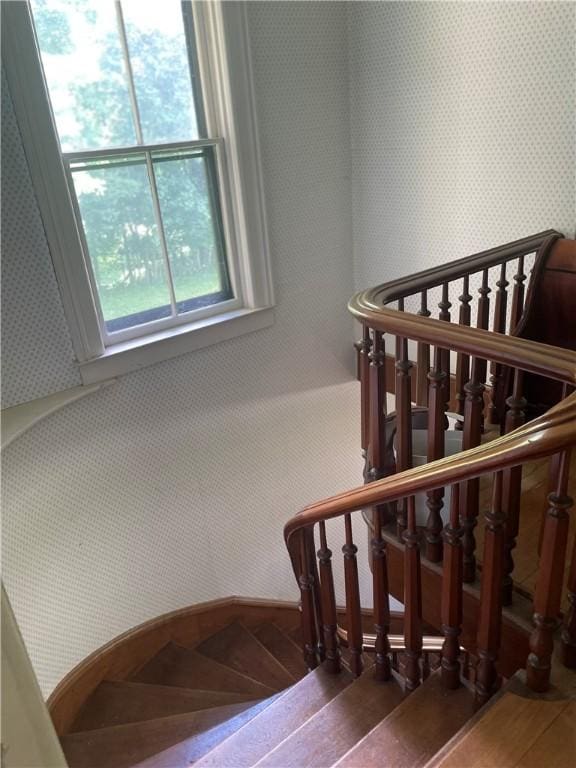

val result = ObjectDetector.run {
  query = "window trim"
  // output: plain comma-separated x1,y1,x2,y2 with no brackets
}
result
2,0,273,383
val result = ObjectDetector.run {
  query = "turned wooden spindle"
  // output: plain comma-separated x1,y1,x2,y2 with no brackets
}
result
502,369,527,606
475,472,506,706
317,521,340,673
372,506,392,681
441,483,463,689
359,325,372,458
454,276,472,430
488,263,509,425
416,291,431,407
343,514,363,677
403,495,422,691
367,330,390,483
299,532,319,670
395,332,413,540
425,347,446,562
527,450,573,692
560,534,576,669
438,282,452,413
510,255,527,332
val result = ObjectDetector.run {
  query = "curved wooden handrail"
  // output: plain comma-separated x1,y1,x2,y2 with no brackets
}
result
354,230,561,307
285,386,576,552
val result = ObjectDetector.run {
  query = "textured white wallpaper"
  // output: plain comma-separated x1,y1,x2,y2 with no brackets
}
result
2,2,363,696
348,1,576,292
1,71,81,408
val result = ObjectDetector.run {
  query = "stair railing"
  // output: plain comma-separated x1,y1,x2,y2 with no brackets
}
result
286,232,575,706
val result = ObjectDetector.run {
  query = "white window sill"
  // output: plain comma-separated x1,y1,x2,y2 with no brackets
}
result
78,306,275,385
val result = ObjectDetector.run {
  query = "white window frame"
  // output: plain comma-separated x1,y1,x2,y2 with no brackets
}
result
2,1,274,384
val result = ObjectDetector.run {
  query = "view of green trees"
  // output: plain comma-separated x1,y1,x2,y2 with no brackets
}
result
33,0,231,330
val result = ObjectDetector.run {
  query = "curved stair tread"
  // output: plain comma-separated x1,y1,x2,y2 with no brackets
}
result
253,623,309,680
61,698,276,768
70,680,260,732
194,621,296,691
333,672,475,768
195,666,354,768
253,670,405,768
131,642,276,698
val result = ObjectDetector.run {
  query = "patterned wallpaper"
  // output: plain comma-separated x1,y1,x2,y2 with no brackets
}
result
1,70,81,408
348,1,576,291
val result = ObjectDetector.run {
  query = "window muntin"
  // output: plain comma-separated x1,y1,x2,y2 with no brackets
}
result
30,0,237,343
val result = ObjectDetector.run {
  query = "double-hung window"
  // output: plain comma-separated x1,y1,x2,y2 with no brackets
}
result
3,1,273,382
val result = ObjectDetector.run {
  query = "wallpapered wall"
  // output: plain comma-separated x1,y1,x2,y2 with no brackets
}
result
2,2,364,696
2,1,576,696
348,1,576,291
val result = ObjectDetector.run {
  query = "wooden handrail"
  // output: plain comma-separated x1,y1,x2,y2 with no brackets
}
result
285,391,575,548
355,230,561,306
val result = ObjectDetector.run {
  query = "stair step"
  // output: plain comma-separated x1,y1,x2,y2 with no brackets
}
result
253,670,404,768
70,681,258,732
333,672,475,768
253,623,309,680
195,621,295,691
426,692,575,768
195,666,354,768
61,698,274,768
132,642,276,698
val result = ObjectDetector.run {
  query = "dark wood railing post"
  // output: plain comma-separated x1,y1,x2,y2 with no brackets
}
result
403,496,422,691
343,514,363,677
416,291,431,407
395,331,413,540
359,325,372,462
488,263,509,425
372,506,392,681
475,472,506,706
509,255,526,332
527,450,573,692
454,276,472,430
438,282,452,413
299,532,319,670
317,521,340,674
441,483,463,689
368,330,391,482
502,369,526,606
560,534,576,669
425,347,447,562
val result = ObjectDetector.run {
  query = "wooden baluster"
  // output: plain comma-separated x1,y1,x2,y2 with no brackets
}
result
502,369,526,606
395,329,413,540
372,506,392,681
560,534,576,668
416,291,431,407
343,514,363,677
475,472,506,706
422,653,431,681
460,272,490,583
359,325,372,463
317,522,340,674
403,495,422,691
510,255,526,332
441,483,463,689
527,450,573,692
488,263,509,426
299,532,319,670
454,276,472,431
308,529,325,662
438,282,452,413
425,347,447,562
368,331,391,483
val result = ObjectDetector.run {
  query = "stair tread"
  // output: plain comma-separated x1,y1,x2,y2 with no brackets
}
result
333,672,475,768
253,623,309,680
253,670,405,768
61,698,274,768
195,666,354,768
426,692,574,768
131,642,276,698
195,621,295,691
70,680,259,732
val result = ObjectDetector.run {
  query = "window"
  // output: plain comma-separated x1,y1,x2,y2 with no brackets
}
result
3,1,273,382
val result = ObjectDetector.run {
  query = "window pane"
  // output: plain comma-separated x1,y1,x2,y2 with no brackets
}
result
31,0,137,151
121,0,201,143
153,150,233,313
70,157,173,333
